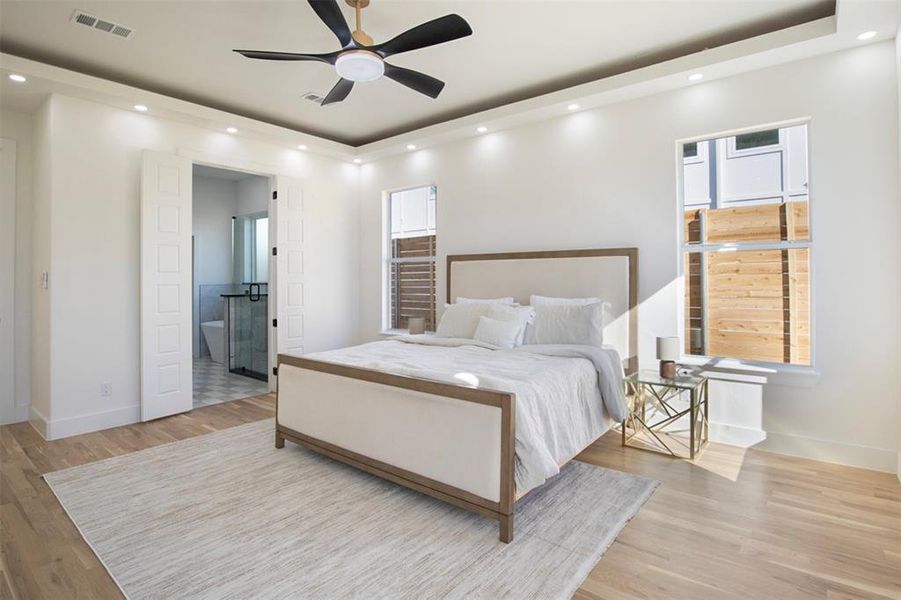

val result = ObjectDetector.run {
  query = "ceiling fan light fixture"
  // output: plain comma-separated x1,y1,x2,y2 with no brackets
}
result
335,50,384,82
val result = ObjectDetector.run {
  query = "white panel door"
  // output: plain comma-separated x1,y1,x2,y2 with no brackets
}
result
141,151,193,421
0,139,16,420
274,176,304,368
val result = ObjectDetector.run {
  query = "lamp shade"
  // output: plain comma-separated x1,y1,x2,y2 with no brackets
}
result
656,336,680,361
408,317,426,335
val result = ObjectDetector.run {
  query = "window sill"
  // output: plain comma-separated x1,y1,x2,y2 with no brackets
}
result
379,328,408,337
378,329,436,337
677,355,820,388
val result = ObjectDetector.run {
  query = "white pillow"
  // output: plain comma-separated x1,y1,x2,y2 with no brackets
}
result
473,316,522,349
530,294,601,306
434,303,491,339
524,303,604,347
487,304,535,346
455,297,515,305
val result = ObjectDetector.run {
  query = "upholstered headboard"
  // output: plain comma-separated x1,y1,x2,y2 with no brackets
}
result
446,248,638,373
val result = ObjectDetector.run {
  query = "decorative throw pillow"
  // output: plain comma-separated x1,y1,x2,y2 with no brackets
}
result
486,304,535,346
434,303,492,339
473,316,522,349
530,294,601,306
524,303,604,347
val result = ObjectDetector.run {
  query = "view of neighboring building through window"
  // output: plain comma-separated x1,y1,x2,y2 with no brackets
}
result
387,185,437,331
682,124,810,365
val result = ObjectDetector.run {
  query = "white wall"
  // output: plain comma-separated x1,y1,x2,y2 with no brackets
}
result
31,93,360,438
29,100,52,435
358,42,900,472
896,27,901,481
0,109,33,424
192,174,238,357
236,176,269,217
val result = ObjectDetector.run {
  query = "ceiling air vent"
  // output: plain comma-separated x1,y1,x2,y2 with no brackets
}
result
70,10,134,39
302,92,325,105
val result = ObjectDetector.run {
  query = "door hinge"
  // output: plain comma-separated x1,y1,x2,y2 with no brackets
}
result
272,247,277,256
272,318,277,327
272,191,278,200
272,366,279,376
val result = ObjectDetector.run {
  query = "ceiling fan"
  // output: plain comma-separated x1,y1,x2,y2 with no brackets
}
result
234,0,473,106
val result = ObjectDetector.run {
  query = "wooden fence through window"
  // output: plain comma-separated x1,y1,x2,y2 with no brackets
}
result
684,201,810,365
390,235,437,331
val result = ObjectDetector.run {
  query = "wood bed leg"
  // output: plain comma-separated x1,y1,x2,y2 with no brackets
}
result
499,514,513,543
275,431,285,449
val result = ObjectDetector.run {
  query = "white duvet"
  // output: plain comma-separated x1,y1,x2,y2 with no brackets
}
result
303,336,626,494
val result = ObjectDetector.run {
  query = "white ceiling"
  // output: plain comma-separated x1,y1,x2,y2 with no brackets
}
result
0,0,835,145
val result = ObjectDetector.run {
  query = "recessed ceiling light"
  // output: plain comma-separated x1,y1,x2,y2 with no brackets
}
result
567,103,579,111
353,158,362,164
406,144,417,151
297,144,307,151
476,126,488,133
8,74,26,83
688,73,704,82
857,31,876,41
133,104,148,112
226,127,238,134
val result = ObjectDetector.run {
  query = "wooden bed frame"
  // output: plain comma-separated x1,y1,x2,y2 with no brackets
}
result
275,248,638,543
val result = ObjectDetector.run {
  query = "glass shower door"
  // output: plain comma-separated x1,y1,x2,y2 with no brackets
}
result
224,292,268,381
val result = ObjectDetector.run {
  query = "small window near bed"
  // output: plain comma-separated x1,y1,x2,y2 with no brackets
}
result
386,185,437,331
681,123,811,365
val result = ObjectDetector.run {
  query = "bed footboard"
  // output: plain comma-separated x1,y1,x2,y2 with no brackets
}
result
276,354,517,543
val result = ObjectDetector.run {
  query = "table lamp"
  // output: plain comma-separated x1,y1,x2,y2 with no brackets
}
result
408,317,426,335
656,336,679,379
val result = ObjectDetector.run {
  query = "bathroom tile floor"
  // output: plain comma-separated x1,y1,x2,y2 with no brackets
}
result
193,356,270,407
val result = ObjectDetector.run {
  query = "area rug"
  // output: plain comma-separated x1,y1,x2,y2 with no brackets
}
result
44,419,657,599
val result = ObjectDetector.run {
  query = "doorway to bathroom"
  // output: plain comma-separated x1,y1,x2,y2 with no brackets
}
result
141,150,303,421
192,164,271,408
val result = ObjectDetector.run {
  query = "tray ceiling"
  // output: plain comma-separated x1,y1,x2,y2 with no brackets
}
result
0,0,835,145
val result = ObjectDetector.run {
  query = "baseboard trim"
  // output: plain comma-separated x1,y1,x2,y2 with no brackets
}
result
1,404,30,426
707,422,895,474
44,404,141,440
28,405,49,439
708,422,767,448
755,431,897,474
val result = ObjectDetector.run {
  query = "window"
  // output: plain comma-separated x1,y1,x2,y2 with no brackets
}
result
734,128,779,151
233,212,269,283
386,186,437,331
681,124,810,365
682,142,698,158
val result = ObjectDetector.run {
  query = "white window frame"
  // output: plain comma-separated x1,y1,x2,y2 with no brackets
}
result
726,128,783,158
675,118,818,381
381,184,437,333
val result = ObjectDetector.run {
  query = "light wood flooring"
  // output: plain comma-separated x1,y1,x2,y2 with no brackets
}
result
2,395,899,599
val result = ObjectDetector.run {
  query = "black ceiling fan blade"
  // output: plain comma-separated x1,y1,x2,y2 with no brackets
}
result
234,49,339,65
308,0,353,48
373,14,472,58
383,63,445,99
321,78,354,105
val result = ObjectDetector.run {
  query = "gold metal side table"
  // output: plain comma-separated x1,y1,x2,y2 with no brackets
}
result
622,370,709,459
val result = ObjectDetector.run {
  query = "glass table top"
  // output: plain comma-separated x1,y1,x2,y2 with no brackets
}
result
626,369,706,390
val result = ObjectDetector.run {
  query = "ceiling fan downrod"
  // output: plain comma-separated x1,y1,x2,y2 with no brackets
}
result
347,0,373,46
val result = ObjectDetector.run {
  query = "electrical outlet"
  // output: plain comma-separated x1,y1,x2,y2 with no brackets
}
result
100,382,112,397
